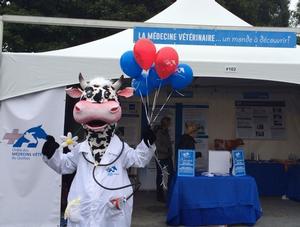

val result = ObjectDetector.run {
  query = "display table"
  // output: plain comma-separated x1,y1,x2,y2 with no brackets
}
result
245,161,287,196
167,175,262,226
286,164,300,201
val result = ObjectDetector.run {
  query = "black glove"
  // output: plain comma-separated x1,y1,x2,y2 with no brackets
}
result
142,125,156,147
42,135,59,159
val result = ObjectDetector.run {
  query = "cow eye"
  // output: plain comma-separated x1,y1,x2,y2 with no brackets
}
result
104,91,110,99
84,87,94,98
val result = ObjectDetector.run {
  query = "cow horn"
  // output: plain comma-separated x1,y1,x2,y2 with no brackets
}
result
79,73,87,89
112,75,124,91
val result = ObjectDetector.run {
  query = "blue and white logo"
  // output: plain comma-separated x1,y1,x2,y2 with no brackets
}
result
13,125,48,148
106,166,118,176
2,125,48,161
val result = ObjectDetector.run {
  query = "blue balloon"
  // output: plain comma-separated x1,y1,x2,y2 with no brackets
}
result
131,77,154,97
148,67,170,88
120,51,142,78
170,64,194,90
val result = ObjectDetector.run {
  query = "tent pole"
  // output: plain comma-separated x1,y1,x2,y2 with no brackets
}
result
0,16,3,53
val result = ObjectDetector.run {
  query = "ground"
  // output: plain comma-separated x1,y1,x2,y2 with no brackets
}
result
132,191,300,227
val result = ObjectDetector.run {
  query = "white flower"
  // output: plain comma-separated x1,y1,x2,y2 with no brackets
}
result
60,132,78,150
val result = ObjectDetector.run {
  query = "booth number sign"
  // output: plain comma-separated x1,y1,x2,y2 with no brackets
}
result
225,66,237,73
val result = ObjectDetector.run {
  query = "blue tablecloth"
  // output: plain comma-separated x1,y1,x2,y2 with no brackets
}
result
286,164,300,201
245,161,287,196
167,175,262,226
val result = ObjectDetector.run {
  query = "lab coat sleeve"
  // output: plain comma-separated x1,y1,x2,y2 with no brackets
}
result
42,146,79,175
122,140,156,169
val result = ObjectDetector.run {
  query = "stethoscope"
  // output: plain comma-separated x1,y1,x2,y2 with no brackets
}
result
81,141,140,200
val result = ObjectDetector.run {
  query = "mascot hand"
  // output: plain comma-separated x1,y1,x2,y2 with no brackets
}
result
143,125,156,147
42,135,59,159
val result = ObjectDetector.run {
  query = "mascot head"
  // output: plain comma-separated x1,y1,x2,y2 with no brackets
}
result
66,74,134,162
66,74,134,132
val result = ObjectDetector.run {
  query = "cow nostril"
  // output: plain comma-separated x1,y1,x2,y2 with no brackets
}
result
110,107,119,113
75,106,81,112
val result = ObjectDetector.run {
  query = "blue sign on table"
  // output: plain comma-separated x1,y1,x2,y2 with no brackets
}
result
134,27,296,48
232,149,246,176
177,149,195,177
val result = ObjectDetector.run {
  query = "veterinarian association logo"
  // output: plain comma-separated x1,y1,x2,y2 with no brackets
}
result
106,165,119,176
2,125,48,161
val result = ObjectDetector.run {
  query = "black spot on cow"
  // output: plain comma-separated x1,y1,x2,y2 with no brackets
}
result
93,90,103,103
94,153,101,162
96,137,106,144
99,144,106,149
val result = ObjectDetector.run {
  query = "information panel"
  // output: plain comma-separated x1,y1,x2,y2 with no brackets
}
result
177,149,195,177
235,100,286,139
232,149,246,176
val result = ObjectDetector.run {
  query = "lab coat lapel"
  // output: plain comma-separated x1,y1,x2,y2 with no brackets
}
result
100,135,122,165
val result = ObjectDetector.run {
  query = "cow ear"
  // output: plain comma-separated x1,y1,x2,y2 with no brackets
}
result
65,87,83,98
117,87,134,98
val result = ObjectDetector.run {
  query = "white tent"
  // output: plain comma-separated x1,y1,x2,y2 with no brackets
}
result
1,0,300,101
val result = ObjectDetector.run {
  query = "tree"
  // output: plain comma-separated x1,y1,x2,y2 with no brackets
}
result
216,0,290,27
0,0,175,52
290,0,300,26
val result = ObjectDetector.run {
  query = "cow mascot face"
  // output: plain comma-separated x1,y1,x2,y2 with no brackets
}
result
65,74,134,162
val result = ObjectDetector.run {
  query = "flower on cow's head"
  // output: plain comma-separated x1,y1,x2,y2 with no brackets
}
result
60,132,78,150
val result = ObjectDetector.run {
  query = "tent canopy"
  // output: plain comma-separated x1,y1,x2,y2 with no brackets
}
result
1,0,300,101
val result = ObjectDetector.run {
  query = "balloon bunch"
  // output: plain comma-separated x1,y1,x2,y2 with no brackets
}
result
120,38,194,125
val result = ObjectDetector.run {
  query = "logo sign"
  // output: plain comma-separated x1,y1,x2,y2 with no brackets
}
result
134,27,296,48
232,149,246,176
2,125,48,161
177,149,195,177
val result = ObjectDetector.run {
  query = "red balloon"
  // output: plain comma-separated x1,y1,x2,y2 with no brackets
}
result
154,47,179,79
133,39,156,70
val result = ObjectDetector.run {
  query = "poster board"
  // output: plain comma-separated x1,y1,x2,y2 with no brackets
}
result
182,105,209,171
235,100,286,139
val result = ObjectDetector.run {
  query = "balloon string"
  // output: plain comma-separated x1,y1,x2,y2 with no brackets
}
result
145,73,150,121
139,91,150,124
150,82,162,123
151,90,173,126
153,153,169,190
174,89,185,97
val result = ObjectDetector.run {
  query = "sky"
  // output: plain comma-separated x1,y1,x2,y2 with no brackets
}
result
290,0,298,11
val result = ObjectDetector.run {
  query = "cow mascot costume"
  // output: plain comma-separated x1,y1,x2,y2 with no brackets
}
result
42,74,156,227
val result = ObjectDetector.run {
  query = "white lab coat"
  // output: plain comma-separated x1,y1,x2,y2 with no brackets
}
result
43,135,155,227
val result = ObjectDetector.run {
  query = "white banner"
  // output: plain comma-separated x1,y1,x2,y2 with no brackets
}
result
0,88,65,227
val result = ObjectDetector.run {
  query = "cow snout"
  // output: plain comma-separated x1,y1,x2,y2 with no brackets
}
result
73,100,122,125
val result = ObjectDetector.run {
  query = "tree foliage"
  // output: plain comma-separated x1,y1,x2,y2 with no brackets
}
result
216,0,290,27
0,0,175,52
0,0,292,52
